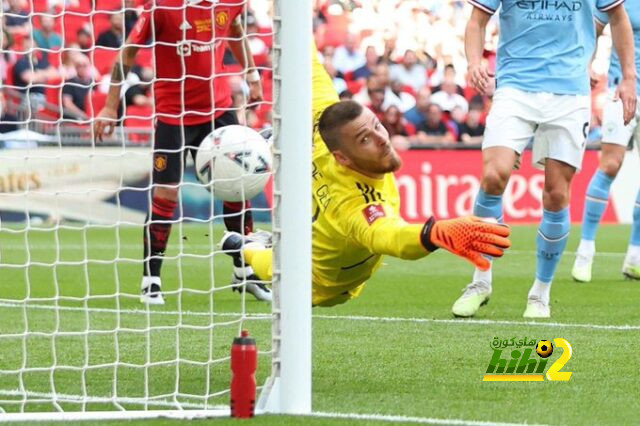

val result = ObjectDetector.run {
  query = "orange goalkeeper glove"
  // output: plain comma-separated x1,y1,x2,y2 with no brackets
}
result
420,216,511,271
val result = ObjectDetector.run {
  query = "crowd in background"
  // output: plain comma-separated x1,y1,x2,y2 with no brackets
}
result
0,0,612,148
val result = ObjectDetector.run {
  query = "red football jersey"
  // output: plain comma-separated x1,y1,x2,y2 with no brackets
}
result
128,0,244,125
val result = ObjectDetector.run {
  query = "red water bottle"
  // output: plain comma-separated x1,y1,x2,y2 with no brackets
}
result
230,330,257,418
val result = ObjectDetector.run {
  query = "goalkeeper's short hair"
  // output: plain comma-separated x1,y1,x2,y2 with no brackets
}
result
318,100,363,151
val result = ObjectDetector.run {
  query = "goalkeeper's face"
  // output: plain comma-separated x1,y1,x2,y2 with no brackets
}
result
335,108,402,178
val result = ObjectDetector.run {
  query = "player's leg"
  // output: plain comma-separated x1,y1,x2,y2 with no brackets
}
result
141,121,184,304
220,231,272,301
214,111,254,235
525,94,589,318
623,188,640,279
572,144,626,282
573,93,633,282
452,88,534,318
525,159,574,318
623,126,640,279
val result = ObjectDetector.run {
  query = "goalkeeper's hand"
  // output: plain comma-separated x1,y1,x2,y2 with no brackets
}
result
420,216,510,271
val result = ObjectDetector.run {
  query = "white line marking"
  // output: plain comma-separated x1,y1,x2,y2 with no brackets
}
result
310,411,548,426
0,302,637,331
313,314,640,331
0,389,547,425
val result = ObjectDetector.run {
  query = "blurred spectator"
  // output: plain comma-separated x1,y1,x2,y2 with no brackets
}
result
381,105,415,138
245,13,269,66
33,15,63,53
458,108,485,145
12,38,59,103
389,78,416,112
3,0,30,38
332,33,365,75
379,36,397,65
431,64,466,93
96,12,125,48
354,72,403,113
404,86,431,127
1,29,17,84
448,105,466,141
124,67,153,108
62,55,93,120
352,46,378,81
47,0,80,9
76,27,93,53
364,78,385,120
430,79,468,113
415,103,455,145
389,49,427,93
321,50,347,94
0,93,19,134
320,46,347,93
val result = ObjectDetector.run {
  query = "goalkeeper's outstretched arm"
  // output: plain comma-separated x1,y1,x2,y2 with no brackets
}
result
350,209,510,271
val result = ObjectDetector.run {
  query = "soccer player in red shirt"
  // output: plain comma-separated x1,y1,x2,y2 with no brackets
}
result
93,0,268,304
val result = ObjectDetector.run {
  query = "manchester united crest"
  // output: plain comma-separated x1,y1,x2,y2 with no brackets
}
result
154,154,167,172
215,10,229,28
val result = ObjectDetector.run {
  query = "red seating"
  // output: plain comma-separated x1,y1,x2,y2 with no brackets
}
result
92,48,119,75
45,85,61,110
346,80,364,95
85,90,107,116
62,13,90,44
124,104,153,128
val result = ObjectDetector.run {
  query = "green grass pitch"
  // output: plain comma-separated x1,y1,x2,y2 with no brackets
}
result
0,223,638,425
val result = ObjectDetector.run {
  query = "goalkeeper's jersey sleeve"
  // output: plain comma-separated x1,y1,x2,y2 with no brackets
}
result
309,42,429,307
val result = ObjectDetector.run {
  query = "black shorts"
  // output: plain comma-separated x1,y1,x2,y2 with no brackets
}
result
152,110,239,184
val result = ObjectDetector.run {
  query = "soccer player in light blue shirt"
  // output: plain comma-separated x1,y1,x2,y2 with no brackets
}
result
452,0,637,318
572,1,640,282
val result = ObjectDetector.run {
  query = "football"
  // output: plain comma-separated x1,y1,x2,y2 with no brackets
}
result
195,125,272,202
536,340,554,358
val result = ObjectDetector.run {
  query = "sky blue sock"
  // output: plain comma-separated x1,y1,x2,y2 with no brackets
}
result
536,208,570,283
631,189,640,246
473,189,503,223
581,170,613,241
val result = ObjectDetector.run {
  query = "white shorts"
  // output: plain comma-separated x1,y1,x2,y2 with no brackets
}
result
601,88,640,148
483,87,591,170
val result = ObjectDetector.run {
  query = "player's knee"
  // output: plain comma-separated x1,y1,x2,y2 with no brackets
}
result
481,168,510,194
543,187,569,209
600,157,623,178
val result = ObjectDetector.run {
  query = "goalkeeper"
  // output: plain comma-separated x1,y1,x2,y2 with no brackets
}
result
221,44,511,307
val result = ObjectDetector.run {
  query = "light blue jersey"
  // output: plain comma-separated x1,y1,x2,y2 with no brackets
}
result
469,0,625,95
595,1,640,94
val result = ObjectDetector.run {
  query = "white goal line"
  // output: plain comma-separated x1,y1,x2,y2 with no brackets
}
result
0,389,546,425
0,301,637,331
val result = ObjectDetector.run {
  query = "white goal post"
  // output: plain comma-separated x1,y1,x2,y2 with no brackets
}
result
0,0,311,420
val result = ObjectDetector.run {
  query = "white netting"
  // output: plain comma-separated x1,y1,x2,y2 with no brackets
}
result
0,0,278,416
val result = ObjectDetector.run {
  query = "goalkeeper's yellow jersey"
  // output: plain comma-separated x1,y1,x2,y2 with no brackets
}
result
310,48,429,307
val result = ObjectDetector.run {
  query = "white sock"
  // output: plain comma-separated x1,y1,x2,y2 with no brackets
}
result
528,278,551,304
472,260,492,287
577,239,595,258
625,244,640,264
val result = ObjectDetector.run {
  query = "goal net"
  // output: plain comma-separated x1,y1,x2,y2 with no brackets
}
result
0,0,310,420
